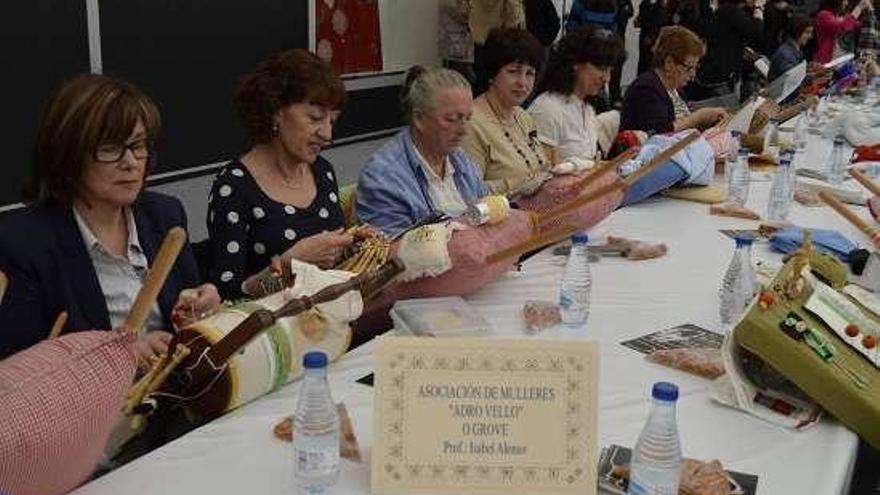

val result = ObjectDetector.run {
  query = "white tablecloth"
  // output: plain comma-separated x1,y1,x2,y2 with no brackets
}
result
73,139,871,495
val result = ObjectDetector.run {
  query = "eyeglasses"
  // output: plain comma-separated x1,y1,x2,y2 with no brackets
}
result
94,139,150,163
678,61,699,73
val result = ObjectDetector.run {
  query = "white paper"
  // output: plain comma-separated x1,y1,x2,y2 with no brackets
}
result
725,97,765,134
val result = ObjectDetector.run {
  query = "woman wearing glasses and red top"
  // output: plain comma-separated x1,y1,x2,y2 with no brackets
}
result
621,26,728,135
0,74,219,361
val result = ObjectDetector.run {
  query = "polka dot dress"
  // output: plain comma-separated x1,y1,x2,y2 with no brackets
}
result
207,157,345,299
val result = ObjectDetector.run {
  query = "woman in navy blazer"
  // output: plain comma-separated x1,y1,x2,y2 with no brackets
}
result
0,74,219,360
620,26,728,135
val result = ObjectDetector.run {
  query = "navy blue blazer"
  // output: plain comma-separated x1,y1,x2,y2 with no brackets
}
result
620,70,677,136
0,191,201,359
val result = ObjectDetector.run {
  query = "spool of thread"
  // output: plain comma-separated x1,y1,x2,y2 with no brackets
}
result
483,195,510,224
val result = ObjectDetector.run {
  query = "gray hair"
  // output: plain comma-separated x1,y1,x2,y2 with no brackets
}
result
401,66,472,119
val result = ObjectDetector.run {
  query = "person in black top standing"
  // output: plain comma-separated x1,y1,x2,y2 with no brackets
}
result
689,0,766,100
636,0,673,74
207,49,352,300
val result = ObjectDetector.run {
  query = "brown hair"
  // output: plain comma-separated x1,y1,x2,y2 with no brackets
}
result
235,49,347,145
537,25,626,96
26,73,161,206
652,26,706,69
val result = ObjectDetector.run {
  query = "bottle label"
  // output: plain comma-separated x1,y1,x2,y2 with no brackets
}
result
294,432,340,476
559,292,573,309
628,479,677,495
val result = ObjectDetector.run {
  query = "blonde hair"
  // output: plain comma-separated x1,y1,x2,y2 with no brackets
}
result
401,66,472,119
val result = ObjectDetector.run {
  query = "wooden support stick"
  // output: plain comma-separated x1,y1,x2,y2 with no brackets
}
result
129,344,191,429
623,131,700,186
818,191,880,247
48,311,68,340
485,225,577,265
125,354,165,413
124,227,187,335
536,132,700,227
535,180,626,227
775,95,819,124
850,168,880,197
574,146,639,191
0,270,6,306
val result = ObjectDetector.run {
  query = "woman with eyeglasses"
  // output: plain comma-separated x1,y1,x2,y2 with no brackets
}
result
621,26,728,135
357,66,486,236
460,28,550,195
0,74,219,360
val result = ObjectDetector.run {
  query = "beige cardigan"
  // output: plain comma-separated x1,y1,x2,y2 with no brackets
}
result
462,98,549,195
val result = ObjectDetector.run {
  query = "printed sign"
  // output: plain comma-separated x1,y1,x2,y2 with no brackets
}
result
372,337,599,495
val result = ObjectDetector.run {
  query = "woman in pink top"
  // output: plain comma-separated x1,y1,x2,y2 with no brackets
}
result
813,0,873,63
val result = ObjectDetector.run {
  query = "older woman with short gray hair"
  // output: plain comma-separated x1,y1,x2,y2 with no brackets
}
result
356,66,486,236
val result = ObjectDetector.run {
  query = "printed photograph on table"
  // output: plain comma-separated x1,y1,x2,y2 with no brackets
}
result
597,444,759,495
315,0,382,74
621,324,724,354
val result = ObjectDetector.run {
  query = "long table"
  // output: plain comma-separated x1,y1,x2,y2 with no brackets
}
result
73,136,870,495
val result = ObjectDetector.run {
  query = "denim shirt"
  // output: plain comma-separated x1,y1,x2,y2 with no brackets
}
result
356,128,487,236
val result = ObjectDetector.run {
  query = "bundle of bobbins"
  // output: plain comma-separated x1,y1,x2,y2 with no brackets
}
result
336,225,391,274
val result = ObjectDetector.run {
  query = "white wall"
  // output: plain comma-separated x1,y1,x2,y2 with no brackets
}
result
379,0,441,72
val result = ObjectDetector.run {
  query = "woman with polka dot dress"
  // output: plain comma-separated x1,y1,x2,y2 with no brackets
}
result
207,49,352,300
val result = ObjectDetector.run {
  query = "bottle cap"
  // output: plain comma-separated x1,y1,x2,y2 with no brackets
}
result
734,236,754,247
303,351,329,369
571,232,589,244
652,381,679,401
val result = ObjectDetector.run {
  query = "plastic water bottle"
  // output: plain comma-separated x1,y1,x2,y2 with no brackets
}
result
628,382,682,495
794,113,808,150
293,351,340,494
784,150,798,202
724,131,741,185
727,148,751,206
719,237,756,326
828,136,848,184
559,232,592,326
766,153,793,221
763,118,780,161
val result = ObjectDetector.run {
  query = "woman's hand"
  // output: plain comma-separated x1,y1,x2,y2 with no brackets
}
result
171,283,222,328
282,229,354,268
133,330,173,369
691,107,729,128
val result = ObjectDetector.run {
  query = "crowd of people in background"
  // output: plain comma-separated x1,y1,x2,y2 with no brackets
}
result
443,0,878,106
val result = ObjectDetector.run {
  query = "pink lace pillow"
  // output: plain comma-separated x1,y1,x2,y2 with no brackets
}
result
702,127,733,161
372,209,536,306
517,170,623,232
0,331,137,495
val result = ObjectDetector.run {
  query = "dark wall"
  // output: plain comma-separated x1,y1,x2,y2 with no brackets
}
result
0,1,90,205
100,0,310,176
1,0,405,208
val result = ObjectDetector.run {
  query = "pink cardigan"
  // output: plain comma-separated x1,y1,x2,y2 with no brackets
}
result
813,9,861,64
